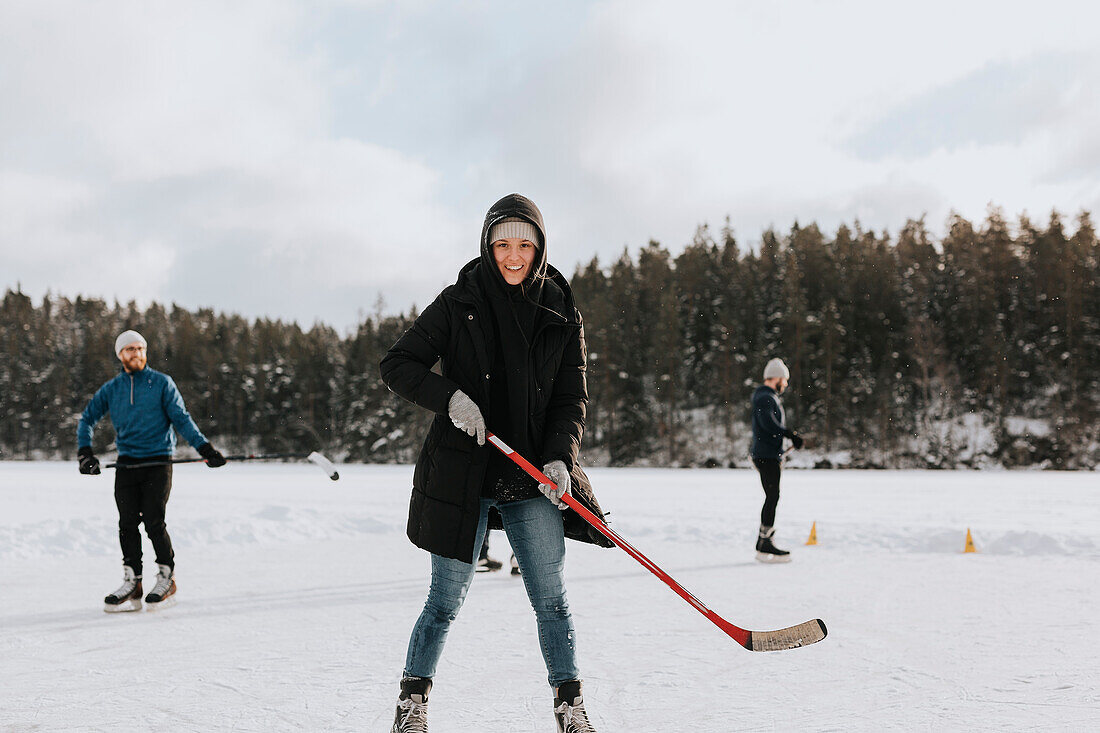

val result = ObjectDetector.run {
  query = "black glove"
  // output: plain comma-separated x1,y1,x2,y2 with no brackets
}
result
790,433,805,450
199,443,227,468
78,446,101,475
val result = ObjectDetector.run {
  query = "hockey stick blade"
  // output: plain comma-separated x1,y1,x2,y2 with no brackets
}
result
307,451,340,481
486,432,827,652
745,619,827,652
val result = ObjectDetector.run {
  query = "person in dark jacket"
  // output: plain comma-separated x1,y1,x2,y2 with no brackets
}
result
750,357,803,563
380,193,608,732
77,330,226,612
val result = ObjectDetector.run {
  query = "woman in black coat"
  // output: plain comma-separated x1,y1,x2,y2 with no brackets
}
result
381,193,607,731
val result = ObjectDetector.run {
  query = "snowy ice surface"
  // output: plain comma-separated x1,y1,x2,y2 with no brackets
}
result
1,462,1098,732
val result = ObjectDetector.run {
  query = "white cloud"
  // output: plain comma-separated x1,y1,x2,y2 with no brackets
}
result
0,0,458,325
3,0,1100,327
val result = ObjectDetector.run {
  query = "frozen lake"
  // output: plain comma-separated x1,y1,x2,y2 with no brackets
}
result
1,462,1098,731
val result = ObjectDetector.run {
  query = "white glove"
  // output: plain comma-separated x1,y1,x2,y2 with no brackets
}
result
447,390,486,445
539,460,570,511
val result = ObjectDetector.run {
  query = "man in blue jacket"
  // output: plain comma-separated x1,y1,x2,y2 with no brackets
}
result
77,329,226,612
750,357,803,562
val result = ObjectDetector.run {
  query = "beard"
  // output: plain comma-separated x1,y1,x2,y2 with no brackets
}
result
121,355,146,372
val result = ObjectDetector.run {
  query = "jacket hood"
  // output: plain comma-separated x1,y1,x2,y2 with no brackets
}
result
479,193,549,291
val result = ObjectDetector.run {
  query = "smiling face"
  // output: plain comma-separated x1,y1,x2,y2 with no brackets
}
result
492,237,537,285
118,342,147,372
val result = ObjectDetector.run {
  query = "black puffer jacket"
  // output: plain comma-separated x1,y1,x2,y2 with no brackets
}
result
380,193,613,562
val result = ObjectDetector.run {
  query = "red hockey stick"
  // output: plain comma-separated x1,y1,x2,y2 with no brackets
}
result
487,432,827,652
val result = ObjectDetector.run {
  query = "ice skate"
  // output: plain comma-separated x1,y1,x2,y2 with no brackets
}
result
104,566,143,613
554,680,597,732
392,677,431,733
144,564,177,610
476,550,503,573
755,526,791,563
510,553,521,576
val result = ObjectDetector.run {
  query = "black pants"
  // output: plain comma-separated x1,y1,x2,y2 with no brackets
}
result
114,461,174,575
752,458,782,528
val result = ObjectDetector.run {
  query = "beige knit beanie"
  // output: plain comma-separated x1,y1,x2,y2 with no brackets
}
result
489,217,539,246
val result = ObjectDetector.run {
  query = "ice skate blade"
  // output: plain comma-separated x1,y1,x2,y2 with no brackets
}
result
104,598,142,613
755,551,792,564
145,596,177,612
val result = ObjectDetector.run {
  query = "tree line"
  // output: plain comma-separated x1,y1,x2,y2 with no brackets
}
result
2,207,1097,468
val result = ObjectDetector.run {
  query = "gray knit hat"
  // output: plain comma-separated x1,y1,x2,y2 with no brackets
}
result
763,358,790,380
489,217,539,246
115,329,147,356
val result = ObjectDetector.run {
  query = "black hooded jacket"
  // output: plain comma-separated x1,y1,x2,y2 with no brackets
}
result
380,193,613,562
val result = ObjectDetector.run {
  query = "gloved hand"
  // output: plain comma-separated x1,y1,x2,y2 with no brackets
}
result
447,390,485,445
78,446,101,475
539,460,571,511
789,433,805,450
199,443,227,468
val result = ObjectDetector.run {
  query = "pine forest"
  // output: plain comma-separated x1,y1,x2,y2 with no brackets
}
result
2,208,1097,469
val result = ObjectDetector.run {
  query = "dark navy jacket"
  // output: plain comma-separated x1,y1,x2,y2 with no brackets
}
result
380,193,613,562
751,385,794,460
77,367,208,458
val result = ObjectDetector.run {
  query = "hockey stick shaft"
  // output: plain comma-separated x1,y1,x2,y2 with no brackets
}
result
106,453,309,469
104,452,339,480
104,457,206,468
487,432,826,652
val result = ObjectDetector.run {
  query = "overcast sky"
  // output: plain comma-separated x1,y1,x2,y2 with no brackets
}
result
3,1,1099,331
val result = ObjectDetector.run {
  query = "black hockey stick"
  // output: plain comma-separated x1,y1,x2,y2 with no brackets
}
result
105,451,339,480
488,432,826,652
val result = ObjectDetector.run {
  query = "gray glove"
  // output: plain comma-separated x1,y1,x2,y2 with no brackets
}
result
447,390,486,445
539,460,570,511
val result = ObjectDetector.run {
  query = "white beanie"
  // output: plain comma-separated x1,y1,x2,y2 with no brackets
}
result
115,330,147,356
763,358,790,380
489,217,539,246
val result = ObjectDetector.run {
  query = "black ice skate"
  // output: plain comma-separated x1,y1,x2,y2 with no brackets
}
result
554,680,597,733
510,553,521,576
476,548,503,573
756,526,791,563
392,676,431,733
144,564,177,610
104,566,143,613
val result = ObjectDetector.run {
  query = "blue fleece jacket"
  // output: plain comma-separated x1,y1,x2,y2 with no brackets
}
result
751,385,794,460
77,367,208,458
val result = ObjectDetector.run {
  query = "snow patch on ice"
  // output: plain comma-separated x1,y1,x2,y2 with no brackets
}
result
983,530,1087,556
177,508,394,549
0,518,117,560
0,506,397,560
611,516,1098,558
254,504,291,521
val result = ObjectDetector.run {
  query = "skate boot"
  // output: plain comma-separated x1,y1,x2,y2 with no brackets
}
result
104,566,143,613
510,553,521,576
476,546,503,573
144,564,177,610
756,526,791,563
554,680,597,732
392,676,431,733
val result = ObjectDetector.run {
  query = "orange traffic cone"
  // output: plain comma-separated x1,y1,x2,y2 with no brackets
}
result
963,528,977,553
805,521,817,546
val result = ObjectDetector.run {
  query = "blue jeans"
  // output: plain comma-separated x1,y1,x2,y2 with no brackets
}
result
403,496,580,686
